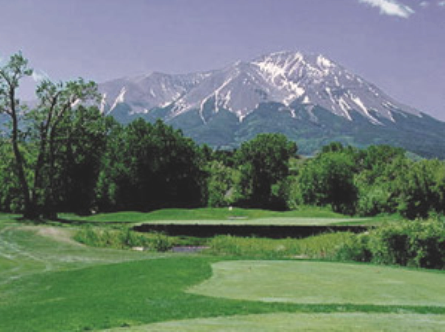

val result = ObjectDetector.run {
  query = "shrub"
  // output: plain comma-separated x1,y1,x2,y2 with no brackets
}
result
298,152,358,215
151,232,173,252
356,185,395,217
339,220,445,269
368,222,416,266
335,233,372,262
74,226,173,252
206,232,355,259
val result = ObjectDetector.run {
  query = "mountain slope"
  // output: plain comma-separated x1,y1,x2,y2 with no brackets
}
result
99,51,445,158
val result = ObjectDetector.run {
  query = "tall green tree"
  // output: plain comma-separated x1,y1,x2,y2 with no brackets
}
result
206,160,234,207
0,53,102,218
396,159,445,219
235,133,297,210
96,119,207,211
298,151,357,214
54,106,107,214
354,145,408,216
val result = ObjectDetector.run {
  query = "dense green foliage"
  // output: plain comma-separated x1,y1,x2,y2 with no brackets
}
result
298,151,357,214
95,118,207,212
206,232,355,259
337,219,445,269
0,53,104,218
205,160,235,207
74,226,174,251
235,133,297,210
294,143,445,219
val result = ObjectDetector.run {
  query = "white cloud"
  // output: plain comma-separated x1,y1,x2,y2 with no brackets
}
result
419,1,429,7
438,1,445,7
358,0,415,18
32,70,50,83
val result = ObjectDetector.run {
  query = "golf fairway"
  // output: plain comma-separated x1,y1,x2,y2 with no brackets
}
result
188,260,445,306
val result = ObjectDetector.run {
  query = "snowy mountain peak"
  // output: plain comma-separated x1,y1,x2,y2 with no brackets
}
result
99,50,421,124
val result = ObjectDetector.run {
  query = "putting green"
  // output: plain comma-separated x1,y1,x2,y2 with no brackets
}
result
189,261,445,306
104,313,445,331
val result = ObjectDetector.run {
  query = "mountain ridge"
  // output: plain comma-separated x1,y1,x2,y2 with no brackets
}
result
98,50,445,158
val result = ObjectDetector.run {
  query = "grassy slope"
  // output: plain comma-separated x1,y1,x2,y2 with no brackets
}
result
0,222,160,283
190,260,445,306
1,215,445,331
0,221,301,331
59,207,377,226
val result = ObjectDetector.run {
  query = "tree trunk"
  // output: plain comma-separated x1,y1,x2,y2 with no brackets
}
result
9,95,34,219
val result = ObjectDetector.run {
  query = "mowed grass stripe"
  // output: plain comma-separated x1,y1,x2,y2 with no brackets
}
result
104,313,445,332
189,260,445,306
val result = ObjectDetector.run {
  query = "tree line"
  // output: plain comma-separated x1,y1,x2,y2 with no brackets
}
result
1,53,445,220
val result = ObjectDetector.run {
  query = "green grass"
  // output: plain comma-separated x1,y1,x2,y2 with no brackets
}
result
2,214,445,331
0,224,161,285
59,207,375,226
2,256,286,331
189,260,445,306
0,223,299,331
205,232,355,259
60,207,348,222
105,313,445,331
331,213,403,226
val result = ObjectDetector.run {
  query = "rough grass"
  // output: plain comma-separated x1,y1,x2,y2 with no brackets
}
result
73,226,175,251
189,260,445,306
205,232,355,259
0,224,161,286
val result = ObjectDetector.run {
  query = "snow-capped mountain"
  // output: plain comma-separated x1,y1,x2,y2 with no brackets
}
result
100,71,210,115
100,51,419,124
99,51,445,158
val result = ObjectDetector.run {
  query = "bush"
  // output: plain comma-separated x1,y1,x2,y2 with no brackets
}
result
297,152,358,215
368,222,416,266
373,220,445,269
356,186,395,217
335,233,372,262
206,232,355,259
396,160,445,219
206,161,234,207
338,220,445,269
151,232,173,252
74,226,173,252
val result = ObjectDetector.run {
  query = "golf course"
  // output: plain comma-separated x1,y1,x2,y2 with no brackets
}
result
1,209,445,331
2,13,445,331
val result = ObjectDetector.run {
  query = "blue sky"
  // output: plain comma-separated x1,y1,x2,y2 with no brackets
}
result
1,0,444,119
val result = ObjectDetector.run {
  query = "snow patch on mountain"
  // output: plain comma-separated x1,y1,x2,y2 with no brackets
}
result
99,50,422,125
109,87,126,114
